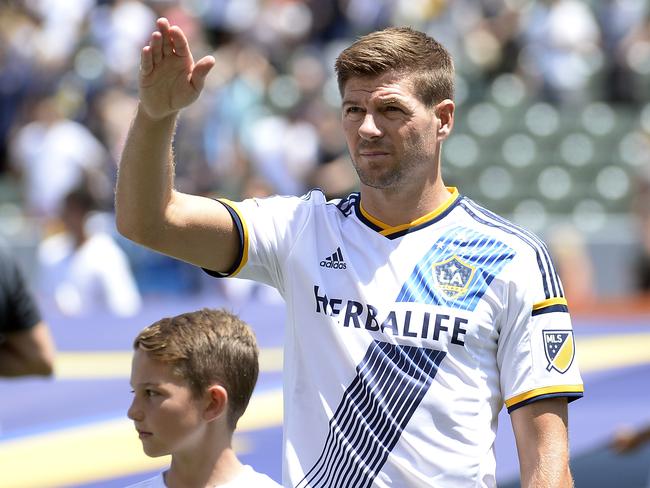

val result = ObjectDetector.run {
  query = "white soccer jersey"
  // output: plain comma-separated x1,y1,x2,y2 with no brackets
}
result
125,466,281,487
209,187,583,488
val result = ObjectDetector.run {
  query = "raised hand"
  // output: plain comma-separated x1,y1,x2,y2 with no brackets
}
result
139,18,215,120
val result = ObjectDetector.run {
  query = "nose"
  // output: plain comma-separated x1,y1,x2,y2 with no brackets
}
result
127,396,143,421
358,113,382,140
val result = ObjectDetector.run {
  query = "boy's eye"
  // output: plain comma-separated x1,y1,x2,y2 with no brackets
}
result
145,389,159,397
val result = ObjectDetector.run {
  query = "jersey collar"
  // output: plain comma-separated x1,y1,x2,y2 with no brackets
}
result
355,187,460,240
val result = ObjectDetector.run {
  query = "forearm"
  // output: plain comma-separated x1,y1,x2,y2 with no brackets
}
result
115,106,178,244
512,398,573,488
0,344,48,376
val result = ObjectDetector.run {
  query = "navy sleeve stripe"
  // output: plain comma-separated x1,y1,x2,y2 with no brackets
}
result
532,304,569,316
507,392,584,413
201,200,244,278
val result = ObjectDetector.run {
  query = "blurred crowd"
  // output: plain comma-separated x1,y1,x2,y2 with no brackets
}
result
1,0,650,313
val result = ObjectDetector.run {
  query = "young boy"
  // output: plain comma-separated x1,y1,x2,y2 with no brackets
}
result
127,308,281,487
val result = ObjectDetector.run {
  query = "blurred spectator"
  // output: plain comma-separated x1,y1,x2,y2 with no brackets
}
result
9,93,111,219
519,0,601,103
612,423,650,454
631,163,650,292
37,186,141,317
547,224,597,311
0,0,649,300
0,239,55,377
594,0,647,103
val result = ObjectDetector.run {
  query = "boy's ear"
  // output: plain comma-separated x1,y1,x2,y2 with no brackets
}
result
204,385,228,422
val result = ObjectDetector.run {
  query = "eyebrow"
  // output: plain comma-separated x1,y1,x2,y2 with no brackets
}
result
341,98,360,107
131,381,162,388
381,97,399,104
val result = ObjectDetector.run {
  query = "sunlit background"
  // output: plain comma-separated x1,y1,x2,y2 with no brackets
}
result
0,0,649,487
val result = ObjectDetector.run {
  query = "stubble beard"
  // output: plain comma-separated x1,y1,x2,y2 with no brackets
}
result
351,147,427,191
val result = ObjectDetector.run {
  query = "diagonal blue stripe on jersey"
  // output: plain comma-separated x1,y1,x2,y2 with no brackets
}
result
396,227,516,311
464,198,564,296
296,341,446,488
459,198,564,299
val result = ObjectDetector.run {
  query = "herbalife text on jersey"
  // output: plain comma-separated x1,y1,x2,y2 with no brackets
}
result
314,285,467,346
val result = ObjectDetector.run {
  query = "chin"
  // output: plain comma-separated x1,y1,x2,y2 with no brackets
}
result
142,443,170,458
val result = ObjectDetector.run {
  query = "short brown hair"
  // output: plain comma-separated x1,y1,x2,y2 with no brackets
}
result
335,27,454,106
133,308,259,431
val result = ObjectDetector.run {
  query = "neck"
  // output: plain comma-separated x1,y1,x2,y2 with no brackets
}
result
359,178,450,227
165,434,243,488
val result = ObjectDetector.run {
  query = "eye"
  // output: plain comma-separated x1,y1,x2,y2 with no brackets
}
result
384,105,403,113
345,106,363,115
145,388,159,397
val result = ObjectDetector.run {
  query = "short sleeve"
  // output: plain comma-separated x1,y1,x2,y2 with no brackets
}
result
203,191,324,296
497,245,584,413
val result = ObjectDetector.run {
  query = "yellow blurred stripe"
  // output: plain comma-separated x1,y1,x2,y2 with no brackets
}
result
576,333,650,373
52,334,650,380
0,389,282,488
54,347,284,379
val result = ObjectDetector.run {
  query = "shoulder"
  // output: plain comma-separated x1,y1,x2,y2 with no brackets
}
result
234,188,355,218
233,466,282,487
455,196,550,259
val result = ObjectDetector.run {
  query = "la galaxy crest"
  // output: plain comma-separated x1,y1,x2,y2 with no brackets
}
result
543,330,575,373
432,256,476,299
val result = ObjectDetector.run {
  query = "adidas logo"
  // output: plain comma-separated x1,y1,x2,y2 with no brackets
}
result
320,247,347,270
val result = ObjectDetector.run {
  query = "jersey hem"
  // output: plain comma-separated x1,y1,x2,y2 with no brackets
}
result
507,391,584,413
201,199,248,278
532,297,569,316
505,384,584,412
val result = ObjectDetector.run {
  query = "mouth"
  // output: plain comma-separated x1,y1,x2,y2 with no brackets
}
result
359,151,390,158
136,428,153,439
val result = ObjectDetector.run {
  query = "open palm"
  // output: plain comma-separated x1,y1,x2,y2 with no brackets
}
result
139,18,215,120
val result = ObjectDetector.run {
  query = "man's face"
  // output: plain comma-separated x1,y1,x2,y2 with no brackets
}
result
128,349,206,457
341,72,447,191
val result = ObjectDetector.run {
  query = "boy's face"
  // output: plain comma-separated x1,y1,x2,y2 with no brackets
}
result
128,348,207,457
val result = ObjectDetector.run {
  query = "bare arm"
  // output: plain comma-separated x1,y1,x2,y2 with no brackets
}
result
0,322,55,377
115,18,239,273
511,398,574,488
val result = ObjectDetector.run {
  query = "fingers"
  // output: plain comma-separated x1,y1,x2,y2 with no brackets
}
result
169,25,190,57
157,17,174,57
150,31,163,65
191,56,216,92
147,18,190,63
140,46,153,76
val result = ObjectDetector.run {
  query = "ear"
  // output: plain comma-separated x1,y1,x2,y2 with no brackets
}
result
203,385,228,422
435,99,455,140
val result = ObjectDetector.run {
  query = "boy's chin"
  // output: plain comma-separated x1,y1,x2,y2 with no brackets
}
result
142,443,170,458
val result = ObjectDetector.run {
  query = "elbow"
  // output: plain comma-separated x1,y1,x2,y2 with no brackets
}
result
114,196,172,248
115,208,155,247
22,352,55,377
115,211,139,242
33,357,54,377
